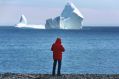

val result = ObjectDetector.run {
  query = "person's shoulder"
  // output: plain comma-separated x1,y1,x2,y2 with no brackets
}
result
52,43,55,46
61,44,64,47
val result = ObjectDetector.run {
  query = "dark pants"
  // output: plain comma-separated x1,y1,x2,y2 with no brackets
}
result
52,60,61,75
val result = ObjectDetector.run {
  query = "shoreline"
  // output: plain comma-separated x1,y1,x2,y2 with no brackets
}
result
0,73,119,79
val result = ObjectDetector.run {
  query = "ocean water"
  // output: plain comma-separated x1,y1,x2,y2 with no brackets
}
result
0,26,119,74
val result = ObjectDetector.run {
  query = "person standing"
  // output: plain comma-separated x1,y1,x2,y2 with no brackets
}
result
51,38,65,76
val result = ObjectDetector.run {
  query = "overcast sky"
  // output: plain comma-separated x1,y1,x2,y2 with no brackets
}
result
0,0,119,26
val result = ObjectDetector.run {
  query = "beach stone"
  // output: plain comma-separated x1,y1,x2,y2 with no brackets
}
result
0,73,119,79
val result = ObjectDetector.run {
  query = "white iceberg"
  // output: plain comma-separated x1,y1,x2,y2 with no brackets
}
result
45,16,60,29
16,15,45,29
45,2,84,29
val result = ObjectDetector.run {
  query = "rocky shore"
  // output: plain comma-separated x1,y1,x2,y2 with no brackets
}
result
0,73,119,79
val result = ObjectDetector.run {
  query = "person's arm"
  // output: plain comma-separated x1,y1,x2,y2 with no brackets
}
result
61,45,65,52
51,44,54,51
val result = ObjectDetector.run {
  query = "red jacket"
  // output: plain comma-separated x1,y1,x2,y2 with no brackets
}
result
51,38,65,60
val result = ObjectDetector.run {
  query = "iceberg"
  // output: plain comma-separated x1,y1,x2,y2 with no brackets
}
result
45,2,84,29
16,15,45,29
45,16,60,29
16,2,83,30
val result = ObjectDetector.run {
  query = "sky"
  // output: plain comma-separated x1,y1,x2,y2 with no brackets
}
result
0,0,119,26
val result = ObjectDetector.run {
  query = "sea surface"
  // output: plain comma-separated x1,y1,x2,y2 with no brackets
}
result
0,26,119,74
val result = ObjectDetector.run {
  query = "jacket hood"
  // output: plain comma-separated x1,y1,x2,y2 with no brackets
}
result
55,38,61,45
